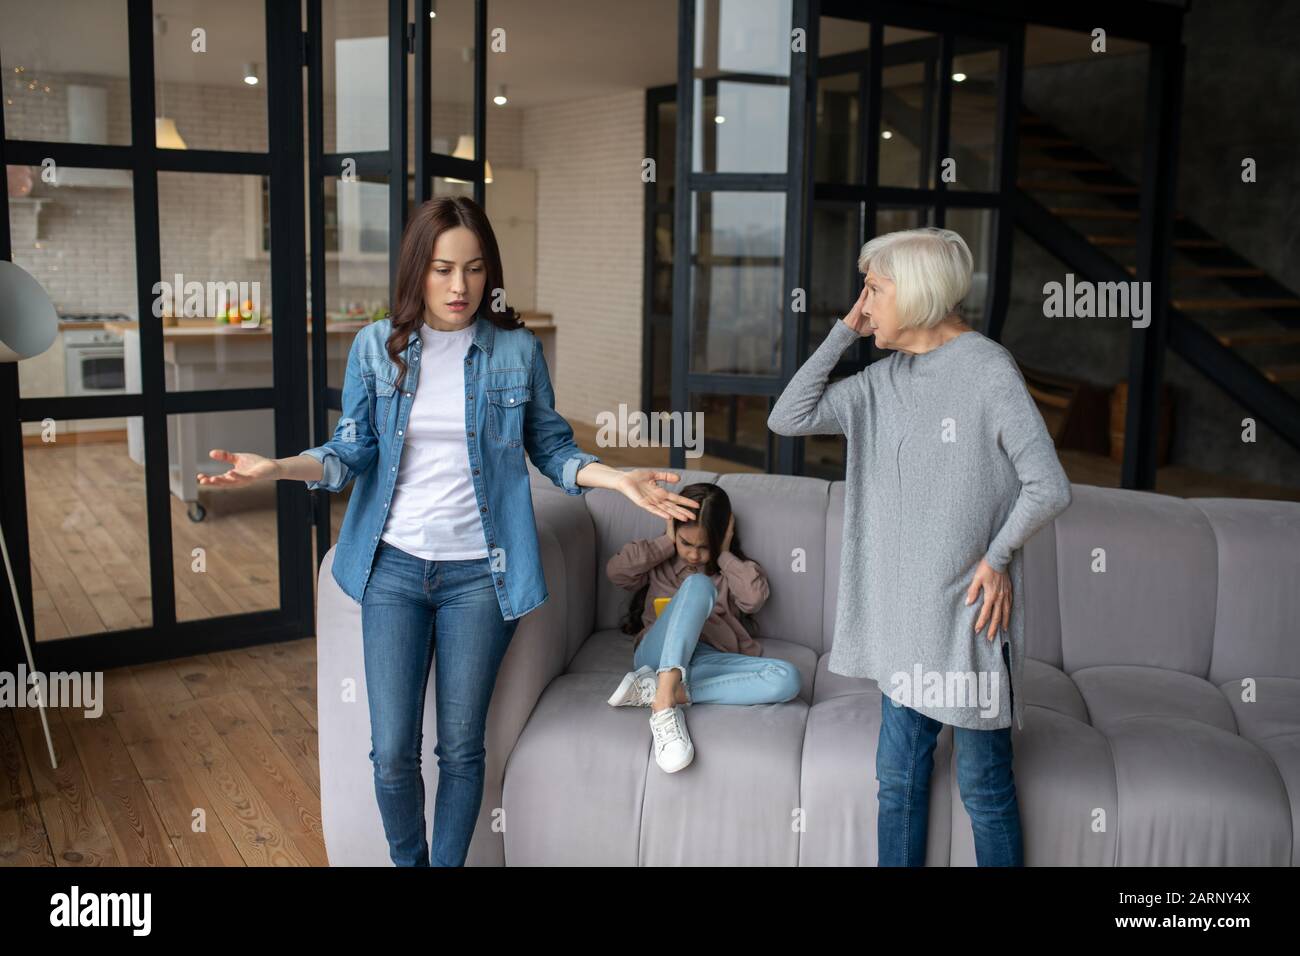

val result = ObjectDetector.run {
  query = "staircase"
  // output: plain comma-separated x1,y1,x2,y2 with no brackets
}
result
1013,108,1300,454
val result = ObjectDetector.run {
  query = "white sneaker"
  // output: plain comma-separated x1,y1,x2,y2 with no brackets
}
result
649,705,694,773
607,666,656,707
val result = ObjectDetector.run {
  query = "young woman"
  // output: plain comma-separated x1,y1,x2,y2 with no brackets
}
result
605,483,801,773
196,196,700,866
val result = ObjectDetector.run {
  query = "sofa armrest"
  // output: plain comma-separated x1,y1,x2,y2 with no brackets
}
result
467,487,596,864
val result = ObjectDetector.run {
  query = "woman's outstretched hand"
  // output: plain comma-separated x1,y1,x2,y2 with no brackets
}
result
197,449,279,488
966,558,1011,641
615,469,699,523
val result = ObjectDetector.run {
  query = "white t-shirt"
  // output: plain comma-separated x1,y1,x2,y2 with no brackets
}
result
379,322,489,560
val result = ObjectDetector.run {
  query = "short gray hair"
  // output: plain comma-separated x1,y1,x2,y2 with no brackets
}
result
857,227,974,330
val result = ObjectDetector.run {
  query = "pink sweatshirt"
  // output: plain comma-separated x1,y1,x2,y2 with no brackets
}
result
605,533,770,656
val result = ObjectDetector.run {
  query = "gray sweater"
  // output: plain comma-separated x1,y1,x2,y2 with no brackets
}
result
768,320,1073,731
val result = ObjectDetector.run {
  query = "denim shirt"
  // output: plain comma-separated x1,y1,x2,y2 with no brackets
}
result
301,315,600,620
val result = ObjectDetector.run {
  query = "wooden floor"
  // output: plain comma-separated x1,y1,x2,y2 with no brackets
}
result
0,638,323,867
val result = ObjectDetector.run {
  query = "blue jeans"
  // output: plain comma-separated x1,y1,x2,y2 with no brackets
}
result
876,642,1023,866
360,540,519,866
632,573,800,705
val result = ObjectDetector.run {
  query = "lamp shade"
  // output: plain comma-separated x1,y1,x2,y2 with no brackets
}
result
0,260,58,363
155,116,188,150
448,135,493,184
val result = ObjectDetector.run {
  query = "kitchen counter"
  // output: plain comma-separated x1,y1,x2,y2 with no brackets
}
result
107,312,557,518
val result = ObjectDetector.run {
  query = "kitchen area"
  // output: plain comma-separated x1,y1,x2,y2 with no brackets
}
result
5,0,548,643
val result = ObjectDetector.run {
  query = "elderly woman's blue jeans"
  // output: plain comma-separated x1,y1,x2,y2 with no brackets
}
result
632,573,800,705
876,642,1023,866
360,540,519,866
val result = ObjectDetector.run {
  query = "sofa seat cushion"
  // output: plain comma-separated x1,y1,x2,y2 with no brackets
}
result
1020,658,1089,723
811,653,880,705
1218,676,1300,742
1072,665,1237,735
566,628,817,705
800,690,954,865
948,704,1117,866
1102,716,1293,864
503,670,808,865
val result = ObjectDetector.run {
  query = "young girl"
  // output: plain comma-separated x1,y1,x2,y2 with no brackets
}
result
605,483,801,773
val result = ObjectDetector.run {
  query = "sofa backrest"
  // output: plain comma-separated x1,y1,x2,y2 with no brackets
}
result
715,473,832,654
587,469,719,635
1193,497,1300,684
568,466,1299,681
586,470,831,655
1054,484,1220,677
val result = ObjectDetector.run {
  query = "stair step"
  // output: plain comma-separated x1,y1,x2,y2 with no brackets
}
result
1128,264,1268,274
1020,179,1139,195
1173,298,1300,311
1049,207,1140,221
1086,236,1224,248
1026,383,1073,409
1214,329,1300,347
1262,364,1300,383
1022,157,1112,171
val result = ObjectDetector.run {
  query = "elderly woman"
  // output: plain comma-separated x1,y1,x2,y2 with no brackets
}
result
768,226,1072,867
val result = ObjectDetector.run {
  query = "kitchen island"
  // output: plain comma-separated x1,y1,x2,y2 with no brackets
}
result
107,313,555,520
109,318,361,520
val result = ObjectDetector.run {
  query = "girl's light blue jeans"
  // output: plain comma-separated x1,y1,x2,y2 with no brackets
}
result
632,573,800,705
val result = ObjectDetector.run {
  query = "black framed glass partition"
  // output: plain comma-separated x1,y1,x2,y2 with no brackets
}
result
671,0,813,474
661,0,1021,478
305,0,486,567
802,4,1021,479
0,0,488,667
0,0,310,670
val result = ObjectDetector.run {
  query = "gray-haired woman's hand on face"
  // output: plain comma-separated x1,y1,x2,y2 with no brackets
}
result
841,275,873,336
966,558,1012,641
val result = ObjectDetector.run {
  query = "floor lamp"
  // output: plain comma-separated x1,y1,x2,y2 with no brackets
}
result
0,260,59,768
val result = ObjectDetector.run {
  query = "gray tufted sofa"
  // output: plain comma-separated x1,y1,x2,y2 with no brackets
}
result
316,466,1300,865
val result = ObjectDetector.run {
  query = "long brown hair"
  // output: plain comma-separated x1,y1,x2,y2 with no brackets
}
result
619,483,761,646
385,196,523,390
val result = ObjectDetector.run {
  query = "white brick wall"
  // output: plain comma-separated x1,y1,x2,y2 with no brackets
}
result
523,89,645,432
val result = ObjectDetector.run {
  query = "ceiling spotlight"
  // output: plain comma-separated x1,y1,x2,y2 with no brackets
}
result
243,62,260,86
714,115,726,124
952,72,967,82
881,129,893,140
493,83,507,106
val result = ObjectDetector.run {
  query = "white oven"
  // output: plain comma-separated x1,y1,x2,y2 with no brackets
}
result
62,317,128,396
